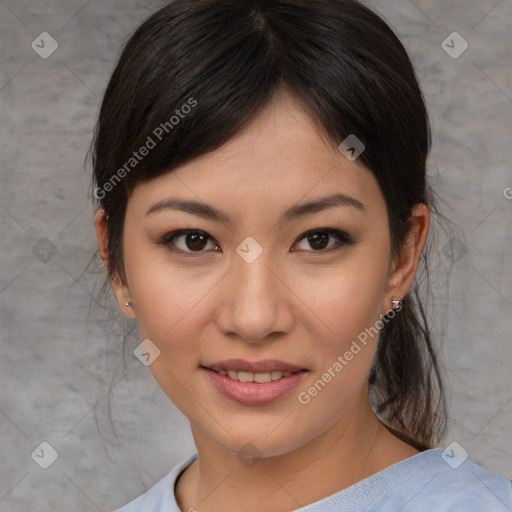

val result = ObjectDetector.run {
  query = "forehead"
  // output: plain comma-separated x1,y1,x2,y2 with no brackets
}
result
128,91,386,220
190,91,342,184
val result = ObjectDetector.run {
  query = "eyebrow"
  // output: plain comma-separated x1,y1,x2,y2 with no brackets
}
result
145,193,365,224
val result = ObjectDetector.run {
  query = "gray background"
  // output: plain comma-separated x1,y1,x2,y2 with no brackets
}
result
0,0,511,510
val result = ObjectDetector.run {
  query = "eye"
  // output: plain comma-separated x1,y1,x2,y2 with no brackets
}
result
156,227,355,257
292,228,355,253
157,229,219,255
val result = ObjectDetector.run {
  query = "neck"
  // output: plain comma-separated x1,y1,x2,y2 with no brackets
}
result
176,398,419,512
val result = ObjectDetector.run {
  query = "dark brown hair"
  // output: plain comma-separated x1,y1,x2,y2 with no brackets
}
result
91,0,447,449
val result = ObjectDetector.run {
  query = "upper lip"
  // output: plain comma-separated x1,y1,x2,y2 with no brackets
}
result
203,359,306,373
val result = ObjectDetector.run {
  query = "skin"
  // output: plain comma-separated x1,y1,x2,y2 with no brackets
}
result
95,90,428,512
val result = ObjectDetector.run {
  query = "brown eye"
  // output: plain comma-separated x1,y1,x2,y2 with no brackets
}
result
293,229,355,253
183,232,209,251
306,232,330,250
158,230,219,255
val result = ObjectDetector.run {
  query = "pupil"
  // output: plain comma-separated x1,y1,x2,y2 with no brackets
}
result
187,233,207,251
309,232,328,250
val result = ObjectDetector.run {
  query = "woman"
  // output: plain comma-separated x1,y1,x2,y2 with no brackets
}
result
91,0,512,510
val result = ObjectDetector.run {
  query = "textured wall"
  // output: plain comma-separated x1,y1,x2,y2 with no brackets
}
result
0,1,511,510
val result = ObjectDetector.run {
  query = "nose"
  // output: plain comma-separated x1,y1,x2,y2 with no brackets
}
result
214,247,294,344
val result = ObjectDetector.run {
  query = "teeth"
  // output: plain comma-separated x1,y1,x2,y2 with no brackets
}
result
255,372,272,383
220,370,294,382
238,371,254,382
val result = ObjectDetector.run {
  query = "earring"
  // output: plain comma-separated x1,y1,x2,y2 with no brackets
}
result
391,298,403,311
125,302,133,308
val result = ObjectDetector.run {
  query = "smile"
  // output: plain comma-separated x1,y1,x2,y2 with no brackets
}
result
210,369,295,383
201,362,308,405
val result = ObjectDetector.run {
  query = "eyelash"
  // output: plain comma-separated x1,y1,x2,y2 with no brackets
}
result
155,228,356,257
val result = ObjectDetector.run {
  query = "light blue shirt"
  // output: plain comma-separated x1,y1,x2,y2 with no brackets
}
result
113,448,512,511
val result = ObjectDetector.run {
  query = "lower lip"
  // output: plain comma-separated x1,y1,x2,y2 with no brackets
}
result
203,368,307,405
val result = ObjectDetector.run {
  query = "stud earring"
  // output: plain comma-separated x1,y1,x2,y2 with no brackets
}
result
391,298,403,311
125,302,133,308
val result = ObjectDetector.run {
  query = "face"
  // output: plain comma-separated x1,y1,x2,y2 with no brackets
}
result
96,91,426,459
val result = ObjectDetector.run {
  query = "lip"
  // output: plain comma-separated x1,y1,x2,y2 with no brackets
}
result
204,359,306,373
203,367,308,405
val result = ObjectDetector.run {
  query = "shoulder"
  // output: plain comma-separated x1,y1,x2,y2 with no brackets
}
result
302,448,511,512
421,449,512,511
112,453,198,512
374,448,512,512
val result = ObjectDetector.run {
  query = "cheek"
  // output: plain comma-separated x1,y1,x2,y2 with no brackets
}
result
124,257,215,409
291,250,390,347
289,249,390,402
292,267,388,428
122,227,217,342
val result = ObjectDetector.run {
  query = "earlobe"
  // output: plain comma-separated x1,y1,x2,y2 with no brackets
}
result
93,209,136,319
121,299,136,319
111,275,137,320
386,203,429,304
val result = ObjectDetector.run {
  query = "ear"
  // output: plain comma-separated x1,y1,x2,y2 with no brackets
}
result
385,203,429,308
94,209,136,319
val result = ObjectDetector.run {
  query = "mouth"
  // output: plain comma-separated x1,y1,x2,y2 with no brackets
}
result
201,366,306,383
201,361,309,405
201,359,308,383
